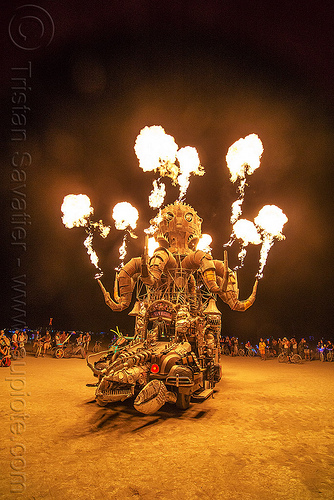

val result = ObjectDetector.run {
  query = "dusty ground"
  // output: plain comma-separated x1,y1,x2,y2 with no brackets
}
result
0,353,333,500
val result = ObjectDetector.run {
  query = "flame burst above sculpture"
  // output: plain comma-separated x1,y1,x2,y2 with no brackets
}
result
134,125,204,209
61,126,287,280
224,133,288,273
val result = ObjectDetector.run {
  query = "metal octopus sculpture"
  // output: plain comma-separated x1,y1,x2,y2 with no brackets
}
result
87,200,257,414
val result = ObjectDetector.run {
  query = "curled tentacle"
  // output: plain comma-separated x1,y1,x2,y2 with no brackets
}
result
216,269,258,311
231,279,258,311
181,250,220,293
214,250,258,311
140,247,177,286
97,257,141,311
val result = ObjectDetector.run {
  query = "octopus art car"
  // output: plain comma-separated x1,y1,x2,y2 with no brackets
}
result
86,202,257,414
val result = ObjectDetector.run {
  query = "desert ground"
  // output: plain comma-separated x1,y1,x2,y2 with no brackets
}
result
1,352,333,500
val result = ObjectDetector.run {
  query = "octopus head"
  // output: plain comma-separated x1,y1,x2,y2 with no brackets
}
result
151,201,202,253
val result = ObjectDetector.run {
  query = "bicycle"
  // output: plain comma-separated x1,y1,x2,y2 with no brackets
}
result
11,341,26,360
63,343,86,358
326,348,334,362
51,334,72,358
0,345,11,367
278,352,302,364
34,339,45,357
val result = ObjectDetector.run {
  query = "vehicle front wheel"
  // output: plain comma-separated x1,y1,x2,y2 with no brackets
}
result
176,393,191,410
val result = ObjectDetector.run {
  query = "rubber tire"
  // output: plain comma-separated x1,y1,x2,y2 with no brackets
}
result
176,393,191,410
55,348,64,359
64,347,72,358
278,353,286,363
1,357,11,367
319,351,325,362
238,349,245,357
292,354,302,364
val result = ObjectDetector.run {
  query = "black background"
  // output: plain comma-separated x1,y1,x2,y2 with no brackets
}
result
1,0,333,343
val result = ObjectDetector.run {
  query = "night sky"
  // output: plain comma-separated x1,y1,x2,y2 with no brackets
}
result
1,1,333,343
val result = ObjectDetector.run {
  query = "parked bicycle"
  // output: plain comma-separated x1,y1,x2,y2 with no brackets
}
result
34,339,45,357
0,342,11,367
63,342,86,358
51,334,72,358
326,348,333,362
278,352,302,363
318,347,333,362
11,340,26,360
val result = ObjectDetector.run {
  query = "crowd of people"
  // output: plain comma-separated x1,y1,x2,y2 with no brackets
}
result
0,328,95,365
2,328,334,366
220,336,334,361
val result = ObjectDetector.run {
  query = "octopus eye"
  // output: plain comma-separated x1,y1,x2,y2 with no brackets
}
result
166,212,174,221
185,212,193,222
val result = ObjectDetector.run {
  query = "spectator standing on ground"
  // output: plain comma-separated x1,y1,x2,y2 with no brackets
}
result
83,332,91,353
233,337,239,356
291,338,298,355
283,337,290,355
42,331,52,356
11,330,18,352
245,340,252,356
298,338,306,358
304,340,310,361
259,338,267,361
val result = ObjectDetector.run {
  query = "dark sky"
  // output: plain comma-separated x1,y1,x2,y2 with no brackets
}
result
1,0,333,342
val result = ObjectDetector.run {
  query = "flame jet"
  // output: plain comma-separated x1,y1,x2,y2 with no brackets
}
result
61,194,110,277
135,125,204,208
255,205,288,278
226,134,263,224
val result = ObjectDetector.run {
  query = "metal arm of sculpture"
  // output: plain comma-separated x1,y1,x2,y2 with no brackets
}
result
97,246,177,312
214,251,258,311
181,250,220,293
97,257,142,311
140,247,177,286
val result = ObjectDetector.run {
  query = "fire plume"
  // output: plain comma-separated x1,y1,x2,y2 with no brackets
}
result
226,134,263,184
232,219,262,268
177,146,204,200
61,194,93,228
134,125,178,176
147,236,159,257
233,219,262,246
254,205,288,278
112,202,139,231
149,180,166,209
196,233,212,253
